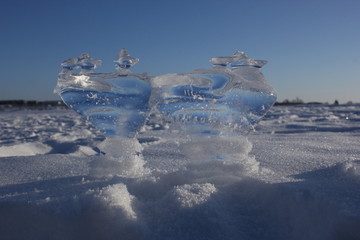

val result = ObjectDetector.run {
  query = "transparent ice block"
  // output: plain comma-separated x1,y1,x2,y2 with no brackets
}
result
55,49,151,138
150,51,277,136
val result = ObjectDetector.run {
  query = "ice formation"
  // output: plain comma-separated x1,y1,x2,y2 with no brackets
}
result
151,50,276,136
55,49,151,138
55,49,276,166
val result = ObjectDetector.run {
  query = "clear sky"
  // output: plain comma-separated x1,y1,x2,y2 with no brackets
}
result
1,0,359,103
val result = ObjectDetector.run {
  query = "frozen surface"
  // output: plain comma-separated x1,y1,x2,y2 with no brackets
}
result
0,104,360,239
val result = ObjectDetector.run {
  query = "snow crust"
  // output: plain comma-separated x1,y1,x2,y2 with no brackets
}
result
0,105,360,239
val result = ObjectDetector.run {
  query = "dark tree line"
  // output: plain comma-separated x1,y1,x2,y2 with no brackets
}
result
0,100,65,107
274,98,345,106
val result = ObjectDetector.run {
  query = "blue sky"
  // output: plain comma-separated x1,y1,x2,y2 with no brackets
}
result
1,0,359,103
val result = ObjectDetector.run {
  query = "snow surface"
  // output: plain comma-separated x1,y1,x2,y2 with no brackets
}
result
0,105,360,240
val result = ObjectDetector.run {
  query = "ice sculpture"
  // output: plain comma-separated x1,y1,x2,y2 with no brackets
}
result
55,49,276,173
55,49,151,138
150,51,277,136
55,49,151,177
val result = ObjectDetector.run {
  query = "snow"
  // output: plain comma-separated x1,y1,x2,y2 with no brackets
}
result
0,142,51,157
0,105,360,239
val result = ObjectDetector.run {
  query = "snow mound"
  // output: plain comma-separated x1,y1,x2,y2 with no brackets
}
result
171,183,217,208
0,142,51,157
91,183,138,220
1,158,359,240
90,138,151,178
337,160,360,180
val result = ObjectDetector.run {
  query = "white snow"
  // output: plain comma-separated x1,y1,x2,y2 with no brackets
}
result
0,142,51,157
0,105,360,239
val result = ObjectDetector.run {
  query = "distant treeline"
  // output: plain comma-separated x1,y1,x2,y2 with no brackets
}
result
274,98,352,106
275,101,322,106
0,100,66,107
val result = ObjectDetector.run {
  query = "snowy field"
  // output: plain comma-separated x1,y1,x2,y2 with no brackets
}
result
0,104,360,240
